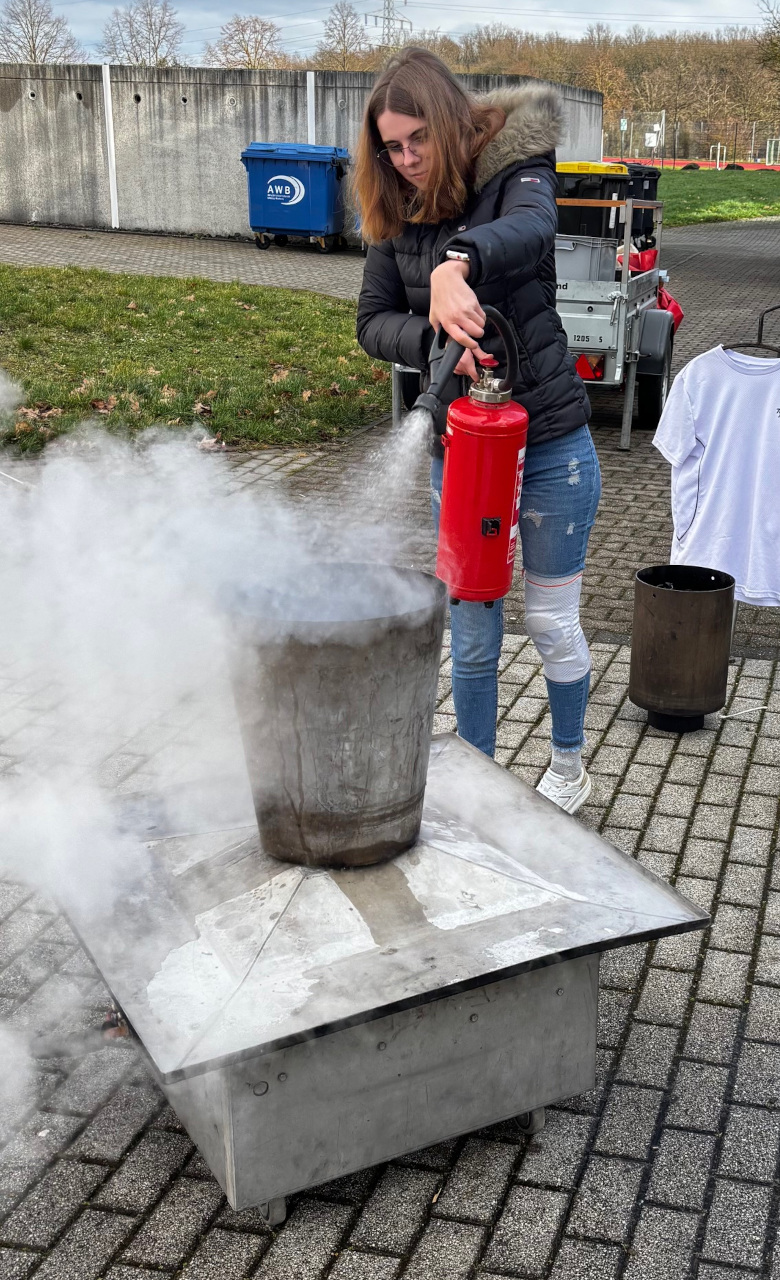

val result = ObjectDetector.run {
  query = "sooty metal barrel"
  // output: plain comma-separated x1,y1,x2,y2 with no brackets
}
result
629,564,735,733
228,563,446,868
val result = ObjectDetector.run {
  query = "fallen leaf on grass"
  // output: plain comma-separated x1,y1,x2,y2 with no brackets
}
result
184,294,195,302
18,403,64,420
160,385,178,402
192,401,213,416
337,355,349,364
329,383,343,396
147,366,161,376
198,435,226,451
166,417,182,425
271,369,290,383
71,376,94,396
127,395,141,413
127,301,137,310
358,389,370,397
302,390,313,402
90,396,117,414
371,367,390,383
202,389,217,400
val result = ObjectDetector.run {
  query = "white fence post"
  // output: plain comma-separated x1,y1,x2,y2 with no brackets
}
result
306,70,316,145
101,63,119,229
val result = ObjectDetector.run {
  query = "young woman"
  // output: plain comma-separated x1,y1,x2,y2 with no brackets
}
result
353,47,601,814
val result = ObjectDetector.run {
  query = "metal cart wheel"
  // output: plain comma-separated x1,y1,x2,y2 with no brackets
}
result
273,235,289,247
254,235,270,251
516,1107,546,1135
259,1197,287,1226
637,339,672,431
316,236,336,254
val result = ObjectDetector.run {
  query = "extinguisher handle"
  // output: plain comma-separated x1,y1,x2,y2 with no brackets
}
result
412,326,467,420
481,306,519,393
411,307,519,419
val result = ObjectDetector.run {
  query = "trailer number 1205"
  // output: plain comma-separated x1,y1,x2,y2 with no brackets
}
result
573,334,603,344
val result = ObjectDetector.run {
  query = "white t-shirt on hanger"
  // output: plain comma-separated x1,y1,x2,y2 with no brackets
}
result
653,345,780,607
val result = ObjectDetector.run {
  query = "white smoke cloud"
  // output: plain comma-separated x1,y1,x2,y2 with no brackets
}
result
0,418,435,918
0,370,21,419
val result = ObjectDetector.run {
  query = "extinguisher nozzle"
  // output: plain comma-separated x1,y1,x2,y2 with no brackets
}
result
484,600,495,609
411,391,440,421
449,596,461,606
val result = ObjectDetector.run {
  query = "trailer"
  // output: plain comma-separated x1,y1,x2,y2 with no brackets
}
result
555,197,674,450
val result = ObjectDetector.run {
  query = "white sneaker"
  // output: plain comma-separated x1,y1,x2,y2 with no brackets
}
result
536,766,592,815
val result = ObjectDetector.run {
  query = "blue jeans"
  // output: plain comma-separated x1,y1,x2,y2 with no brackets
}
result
431,424,601,756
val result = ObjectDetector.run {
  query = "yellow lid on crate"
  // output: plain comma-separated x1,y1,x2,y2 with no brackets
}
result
556,162,628,174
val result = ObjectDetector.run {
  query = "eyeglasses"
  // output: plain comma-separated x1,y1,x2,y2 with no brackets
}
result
376,129,429,166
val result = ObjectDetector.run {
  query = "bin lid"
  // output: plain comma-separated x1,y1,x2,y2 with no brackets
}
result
625,164,661,178
557,161,628,174
241,142,350,163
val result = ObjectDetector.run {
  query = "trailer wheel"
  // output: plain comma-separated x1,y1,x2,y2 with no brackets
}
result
254,235,270,251
273,235,289,247
637,340,672,431
516,1107,545,1135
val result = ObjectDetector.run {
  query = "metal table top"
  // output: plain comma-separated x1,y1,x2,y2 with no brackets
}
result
69,735,707,1082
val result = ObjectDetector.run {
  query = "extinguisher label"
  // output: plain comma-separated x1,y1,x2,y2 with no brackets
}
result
507,447,527,565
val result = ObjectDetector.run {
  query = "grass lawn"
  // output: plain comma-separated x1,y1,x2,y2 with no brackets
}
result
0,264,391,453
659,167,780,226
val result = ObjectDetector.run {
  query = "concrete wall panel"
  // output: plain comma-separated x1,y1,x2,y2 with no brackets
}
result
0,62,110,228
110,67,309,236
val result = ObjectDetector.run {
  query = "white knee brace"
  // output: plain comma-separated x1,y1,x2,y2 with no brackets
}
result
523,571,591,683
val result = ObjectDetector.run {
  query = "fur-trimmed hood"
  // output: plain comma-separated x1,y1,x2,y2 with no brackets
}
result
473,85,564,192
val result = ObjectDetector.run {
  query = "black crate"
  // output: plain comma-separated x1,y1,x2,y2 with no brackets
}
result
623,164,661,246
556,169,630,238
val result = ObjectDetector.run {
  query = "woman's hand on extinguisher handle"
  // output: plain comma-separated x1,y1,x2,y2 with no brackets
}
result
429,260,489,380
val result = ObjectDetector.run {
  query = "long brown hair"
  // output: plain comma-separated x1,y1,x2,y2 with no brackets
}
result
352,47,505,243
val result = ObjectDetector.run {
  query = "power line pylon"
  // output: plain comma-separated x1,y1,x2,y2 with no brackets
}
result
364,0,411,49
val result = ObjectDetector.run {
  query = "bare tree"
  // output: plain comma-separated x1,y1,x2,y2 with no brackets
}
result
758,0,780,76
400,29,460,69
99,0,184,66
0,0,84,62
315,1,367,71
203,14,282,68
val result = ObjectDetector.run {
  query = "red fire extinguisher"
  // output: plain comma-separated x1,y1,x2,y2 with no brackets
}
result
414,306,528,605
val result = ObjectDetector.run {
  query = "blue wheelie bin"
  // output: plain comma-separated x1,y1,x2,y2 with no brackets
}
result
240,142,350,252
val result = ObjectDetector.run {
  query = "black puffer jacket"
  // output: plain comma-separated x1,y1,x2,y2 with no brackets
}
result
356,85,591,452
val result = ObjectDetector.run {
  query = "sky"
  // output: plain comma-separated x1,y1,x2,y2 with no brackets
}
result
57,0,763,64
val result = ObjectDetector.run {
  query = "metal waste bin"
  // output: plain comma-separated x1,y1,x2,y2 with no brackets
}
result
227,563,447,868
629,564,735,732
240,142,349,251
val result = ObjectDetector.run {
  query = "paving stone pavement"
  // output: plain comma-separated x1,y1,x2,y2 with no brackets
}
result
0,637,779,1279
0,224,365,301
1,219,780,1277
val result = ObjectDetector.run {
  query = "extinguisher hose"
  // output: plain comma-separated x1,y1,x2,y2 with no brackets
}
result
412,305,519,419
482,305,520,393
